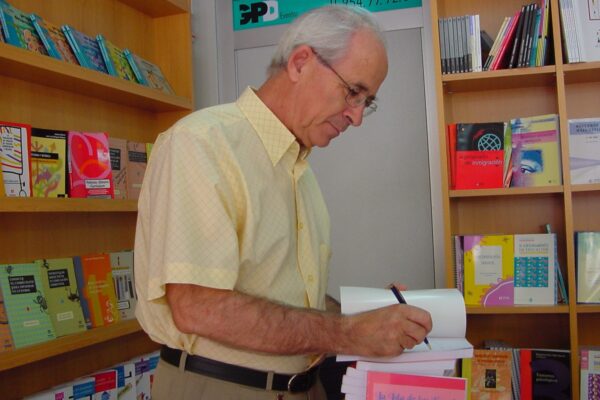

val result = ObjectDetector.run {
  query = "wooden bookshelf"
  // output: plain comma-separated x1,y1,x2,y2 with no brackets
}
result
431,0,600,398
0,0,193,398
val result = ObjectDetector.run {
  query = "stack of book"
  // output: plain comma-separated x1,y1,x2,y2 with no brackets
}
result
438,14,483,74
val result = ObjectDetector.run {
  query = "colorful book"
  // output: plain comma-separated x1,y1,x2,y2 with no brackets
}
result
514,233,556,305
62,24,108,74
30,14,78,64
0,120,32,197
520,348,571,400
91,369,118,399
510,114,562,187
0,262,56,348
123,49,174,94
35,258,87,337
109,250,136,321
0,286,15,353
126,140,147,200
30,127,68,198
68,131,114,199
580,347,600,400
0,2,47,55
108,137,128,199
468,349,512,399
73,253,119,329
576,232,600,304
463,235,514,306
96,34,137,82
112,362,137,400
455,122,505,190
366,371,467,400
568,118,600,185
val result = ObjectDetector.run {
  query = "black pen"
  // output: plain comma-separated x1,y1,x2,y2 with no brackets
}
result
390,286,432,350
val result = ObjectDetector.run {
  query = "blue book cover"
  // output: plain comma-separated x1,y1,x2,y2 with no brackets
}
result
29,14,60,60
0,2,47,55
62,24,107,74
72,256,92,329
123,48,147,85
30,14,78,64
96,34,116,76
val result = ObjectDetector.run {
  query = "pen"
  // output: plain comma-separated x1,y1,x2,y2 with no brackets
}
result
390,286,432,350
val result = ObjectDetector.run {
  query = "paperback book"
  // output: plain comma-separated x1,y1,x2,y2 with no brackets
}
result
62,24,108,74
96,34,137,82
0,1,47,55
123,49,174,94
520,348,571,399
568,118,600,185
109,250,137,321
108,137,128,199
580,347,600,400
513,233,556,305
68,131,114,198
0,120,32,197
464,349,512,400
30,127,68,198
30,14,78,63
0,287,14,353
366,372,467,400
576,231,600,304
126,140,147,200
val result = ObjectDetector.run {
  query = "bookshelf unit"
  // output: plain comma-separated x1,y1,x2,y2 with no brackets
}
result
431,0,600,398
0,0,194,398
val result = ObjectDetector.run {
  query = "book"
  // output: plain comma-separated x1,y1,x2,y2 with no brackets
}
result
109,250,136,321
0,120,32,197
513,233,556,305
337,287,473,363
568,118,600,185
112,362,137,400
463,234,514,306
126,140,147,200
30,127,68,198
580,347,600,400
0,286,15,353
30,14,78,64
35,258,87,337
68,131,114,199
62,24,108,74
468,349,512,399
571,0,600,62
576,232,600,304
447,123,457,189
366,371,467,400
91,369,118,399
96,34,137,82
108,137,128,199
454,122,505,190
510,114,562,187
490,10,521,70
0,2,47,55
0,262,56,348
73,253,119,329
123,49,174,94
520,348,571,399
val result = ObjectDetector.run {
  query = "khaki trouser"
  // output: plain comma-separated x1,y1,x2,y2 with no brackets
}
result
151,359,328,400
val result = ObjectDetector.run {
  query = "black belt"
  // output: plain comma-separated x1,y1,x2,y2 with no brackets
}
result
160,346,320,393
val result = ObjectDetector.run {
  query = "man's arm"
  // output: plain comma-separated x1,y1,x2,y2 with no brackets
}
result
167,283,432,358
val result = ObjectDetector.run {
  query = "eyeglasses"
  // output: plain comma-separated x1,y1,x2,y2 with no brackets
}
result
311,48,378,117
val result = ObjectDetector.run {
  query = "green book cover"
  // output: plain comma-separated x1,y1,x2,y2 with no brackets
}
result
109,250,137,321
36,258,87,337
0,287,15,352
0,263,56,349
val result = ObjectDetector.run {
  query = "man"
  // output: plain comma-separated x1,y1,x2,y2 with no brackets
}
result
134,5,432,399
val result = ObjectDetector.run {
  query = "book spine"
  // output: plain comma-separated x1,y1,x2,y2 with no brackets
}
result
62,25,88,68
483,17,509,71
491,11,520,70
96,34,116,76
508,5,526,69
123,49,147,85
30,15,60,60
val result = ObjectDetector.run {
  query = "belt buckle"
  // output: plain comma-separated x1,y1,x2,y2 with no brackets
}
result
287,371,309,393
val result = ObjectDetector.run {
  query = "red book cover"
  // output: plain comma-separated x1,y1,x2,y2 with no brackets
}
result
455,150,504,189
68,131,114,198
447,123,458,189
520,349,533,400
491,10,521,70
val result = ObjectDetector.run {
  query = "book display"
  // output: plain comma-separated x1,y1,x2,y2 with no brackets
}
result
432,0,600,398
0,0,193,398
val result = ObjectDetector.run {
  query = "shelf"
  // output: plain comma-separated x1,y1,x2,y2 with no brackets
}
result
577,305,600,314
0,43,193,112
119,0,189,16
562,61,600,85
0,319,144,372
467,305,570,314
571,183,600,193
449,186,563,198
0,197,138,212
442,66,557,93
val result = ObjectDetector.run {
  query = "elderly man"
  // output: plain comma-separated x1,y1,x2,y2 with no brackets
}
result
134,5,432,399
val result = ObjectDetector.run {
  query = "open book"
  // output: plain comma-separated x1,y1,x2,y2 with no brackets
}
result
336,287,473,363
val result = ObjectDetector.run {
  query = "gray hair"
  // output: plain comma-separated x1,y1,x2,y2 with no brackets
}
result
267,5,386,77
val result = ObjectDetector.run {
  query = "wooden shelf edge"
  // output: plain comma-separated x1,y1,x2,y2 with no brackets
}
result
576,304,600,314
467,305,570,315
442,66,557,92
0,44,192,112
571,183,600,193
442,65,556,82
0,197,138,212
118,0,190,16
0,319,144,372
449,186,563,197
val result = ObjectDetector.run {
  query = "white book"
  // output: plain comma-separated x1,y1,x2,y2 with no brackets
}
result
569,118,600,184
580,348,600,400
577,232,600,303
572,0,600,62
513,233,556,305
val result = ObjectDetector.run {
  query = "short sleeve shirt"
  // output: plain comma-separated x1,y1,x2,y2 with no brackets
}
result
134,87,331,374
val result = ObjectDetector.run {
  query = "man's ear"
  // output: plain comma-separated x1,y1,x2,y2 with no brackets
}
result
286,45,313,83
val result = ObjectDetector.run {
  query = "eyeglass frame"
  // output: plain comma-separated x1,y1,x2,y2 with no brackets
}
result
310,47,378,117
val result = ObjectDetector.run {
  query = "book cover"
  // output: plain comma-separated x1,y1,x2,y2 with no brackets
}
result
580,347,600,400
30,127,68,198
0,120,32,197
0,2,47,55
108,137,128,199
68,131,114,199
366,371,467,400
514,233,556,305
91,369,118,400
568,118,600,185
109,250,136,321
73,253,119,329
126,140,147,200
576,232,600,303
30,14,77,64
96,34,137,82
0,286,15,353
510,114,562,187
463,235,514,306
447,123,457,189
455,122,505,190
35,258,87,337
571,0,600,62
469,349,512,400
0,262,56,348
520,349,571,400
112,362,136,400
123,49,174,94
62,24,108,74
